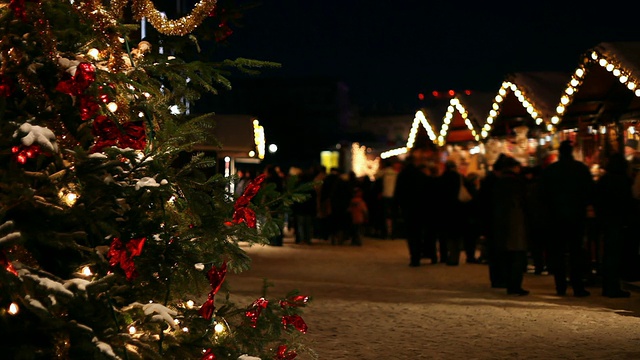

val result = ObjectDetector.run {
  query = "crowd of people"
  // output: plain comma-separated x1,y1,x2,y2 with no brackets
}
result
234,139,640,299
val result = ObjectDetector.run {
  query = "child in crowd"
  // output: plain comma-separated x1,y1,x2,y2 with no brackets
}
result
348,187,368,246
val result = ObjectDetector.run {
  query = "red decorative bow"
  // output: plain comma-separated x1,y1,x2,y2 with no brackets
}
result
279,295,310,308
245,297,269,328
231,174,266,228
275,345,297,360
9,0,27,22
55,63,96,96
198,261,227,320
201,348,216,360
0,250,18,276
107,237,146,280
91,115,146,152
282,314,307,334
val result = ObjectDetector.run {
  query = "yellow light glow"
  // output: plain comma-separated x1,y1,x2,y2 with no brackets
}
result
186,300,194,309
87,48,100,59
107,102,118,112
128,326,136,334
214,322,225,333
8,302,19,315
81,266,92,276
252,119,265,160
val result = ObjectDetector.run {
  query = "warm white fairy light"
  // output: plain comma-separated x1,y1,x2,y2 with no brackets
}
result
214,322,225,333
81,266,93,276
186,300,194,309
58,187,78,206
106,102,118,112
87,48,100,59
483,81,546,139
252,119,265,160
551,49,640,132
182,327,189,332
8,302,19,315
128,326,136,334
351,142,379,180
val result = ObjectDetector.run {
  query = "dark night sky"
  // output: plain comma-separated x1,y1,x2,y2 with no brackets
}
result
214,1,640,109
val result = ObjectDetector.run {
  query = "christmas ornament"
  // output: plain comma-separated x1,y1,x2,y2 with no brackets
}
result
0,76,12,97
55,63,96,96
91,115,146,152
107,237,146,280
198,261,227,320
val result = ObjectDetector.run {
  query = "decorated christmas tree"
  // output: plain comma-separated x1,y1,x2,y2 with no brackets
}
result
0,1,314,359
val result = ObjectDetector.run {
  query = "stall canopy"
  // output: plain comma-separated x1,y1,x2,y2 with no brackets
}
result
195,114,265,162
437,92,494,146
551,42,640,134
482,71,569,140
380,109,438,159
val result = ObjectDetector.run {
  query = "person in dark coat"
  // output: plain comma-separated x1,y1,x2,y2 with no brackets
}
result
291,167,317,245
490,156,529,296
394,148,430,267
478,153,510,288
595,152,633,298
437,160,465,266
540,140,594,297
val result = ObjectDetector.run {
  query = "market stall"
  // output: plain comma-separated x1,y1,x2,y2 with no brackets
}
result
481,71,568,167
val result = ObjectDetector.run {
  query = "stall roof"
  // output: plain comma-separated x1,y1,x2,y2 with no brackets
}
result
552,41,640,130
436,92,493,146
482,71,569,139
380,110,438,159
194,114,265,160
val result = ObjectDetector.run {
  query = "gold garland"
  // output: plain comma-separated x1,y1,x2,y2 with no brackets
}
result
131,0,218,36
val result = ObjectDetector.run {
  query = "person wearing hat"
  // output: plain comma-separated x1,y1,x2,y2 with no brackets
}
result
540,140,595,297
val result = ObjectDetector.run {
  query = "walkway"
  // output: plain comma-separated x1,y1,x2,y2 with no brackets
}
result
226,236,640,360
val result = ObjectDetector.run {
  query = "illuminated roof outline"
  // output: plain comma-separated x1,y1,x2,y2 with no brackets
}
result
550,41,640,131
380,110,438,159
481,72,568,139
436,92,493,146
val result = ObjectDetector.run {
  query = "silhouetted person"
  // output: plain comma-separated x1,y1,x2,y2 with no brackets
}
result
523,165,547,275
479,153,510,288
395,148,430,267
438,160,465,266
540,140,594,297
462,172,482,263
291,167,317,245
264,164,285,246
595,152,633,298
491,156,529,296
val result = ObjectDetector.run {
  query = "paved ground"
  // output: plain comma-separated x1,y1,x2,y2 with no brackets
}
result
226,235,640,360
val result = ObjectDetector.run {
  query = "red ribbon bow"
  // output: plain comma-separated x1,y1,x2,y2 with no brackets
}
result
275,345,297,360
245,297,269,328
91,115,146,152
0,250,18,276
107,237,146,280
279,295,310,308
55,63,96,96
281,314,307,334
201,348,216,360
198,262,227,320
231,174,266,228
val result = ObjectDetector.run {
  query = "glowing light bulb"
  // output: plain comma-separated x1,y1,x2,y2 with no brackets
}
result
128,326,136,334
81,266,92,276
214,322,225,333
186,300,194,309
106,102,118,112
87,48,100,59
182,327,189,332
8,303,19,315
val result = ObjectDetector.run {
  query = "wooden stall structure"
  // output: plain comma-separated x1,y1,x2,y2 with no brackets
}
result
436,92,494,175
481,71,569,167
549,41,640,170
